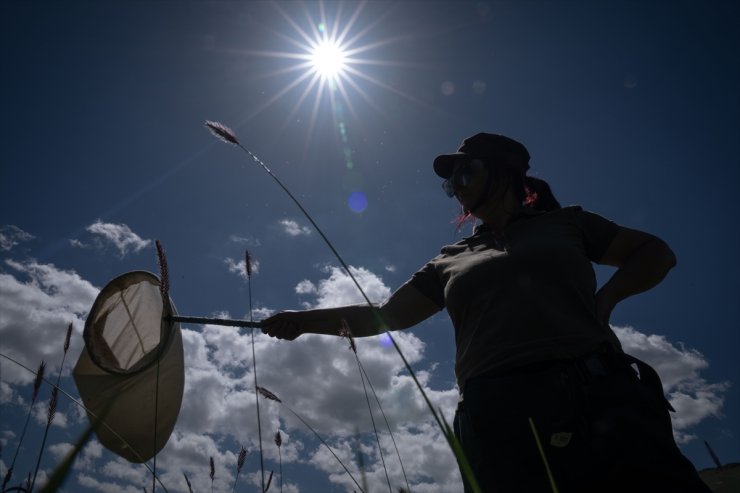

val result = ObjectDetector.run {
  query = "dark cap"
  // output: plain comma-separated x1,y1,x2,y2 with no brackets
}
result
433,133,530,179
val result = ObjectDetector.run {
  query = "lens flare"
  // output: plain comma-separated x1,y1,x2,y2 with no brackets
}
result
379,333,393,348
348,191,368,213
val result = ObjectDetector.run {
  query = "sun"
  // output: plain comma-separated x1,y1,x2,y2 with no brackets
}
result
310,38,347,80
228,2,432,156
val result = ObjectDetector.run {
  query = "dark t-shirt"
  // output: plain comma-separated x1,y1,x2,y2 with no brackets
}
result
406,206,623,386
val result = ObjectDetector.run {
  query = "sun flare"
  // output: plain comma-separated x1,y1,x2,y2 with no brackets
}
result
310,39,347,80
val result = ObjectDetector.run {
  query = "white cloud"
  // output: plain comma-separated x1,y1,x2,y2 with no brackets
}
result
294,279,316,294
0,260,98,384
85,220,151,257
613,325,730,442
0,257,729,493
307,265,391,308
0,225,34,252
76,473,147,493
68,238,88,249
225,257,260,279
229,234,262,247
279,219,311,237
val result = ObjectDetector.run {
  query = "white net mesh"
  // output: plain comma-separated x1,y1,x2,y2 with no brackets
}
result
73,271,184,463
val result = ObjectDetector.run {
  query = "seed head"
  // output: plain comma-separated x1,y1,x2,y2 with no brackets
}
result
155,240,170,297
183,472,193,493
274,431,282,448
32,361,46,402
64,322,73,354
256,386,281,403
237,446,247,473
245,250,253,278
47,387,58,424
209,456,215,480
205,120,240,145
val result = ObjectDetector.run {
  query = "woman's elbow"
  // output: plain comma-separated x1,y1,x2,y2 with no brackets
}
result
656,238,677,271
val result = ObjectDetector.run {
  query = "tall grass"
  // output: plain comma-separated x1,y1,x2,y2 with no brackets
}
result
2,361,44,492
257,386,365,493
340,320,393,492
274,432,283,493
245,249,267,492
232,446,247,493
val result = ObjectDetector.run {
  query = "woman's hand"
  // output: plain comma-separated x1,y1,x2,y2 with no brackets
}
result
261,311,306,341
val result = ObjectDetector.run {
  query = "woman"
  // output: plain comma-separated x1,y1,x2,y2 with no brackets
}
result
262,133,711,492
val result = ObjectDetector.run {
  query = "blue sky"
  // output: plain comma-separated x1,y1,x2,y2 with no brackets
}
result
1,1,738,492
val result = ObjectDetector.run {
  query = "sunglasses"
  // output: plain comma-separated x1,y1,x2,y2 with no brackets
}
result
442,158,486,197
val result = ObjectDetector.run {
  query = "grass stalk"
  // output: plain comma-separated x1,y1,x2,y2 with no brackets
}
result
245,250,266,493
357,362,410,492
341,321,392,492
153,240,171,493
528,417,559,493
183,473,193,493
209,456,215,493
2,361,44,492
37,401,110,493
205,120,481,492
232,446,247,493
0,353,170,493
30,321,73,493
257,386,365,493
274,432,283,493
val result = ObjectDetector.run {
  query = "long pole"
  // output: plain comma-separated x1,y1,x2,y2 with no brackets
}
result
166,315,261,329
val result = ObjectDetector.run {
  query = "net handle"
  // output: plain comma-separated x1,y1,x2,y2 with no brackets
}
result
166,315,261,329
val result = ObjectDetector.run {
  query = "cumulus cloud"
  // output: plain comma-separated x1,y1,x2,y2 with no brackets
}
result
85,220,151,257
0,260,98,384
0,259,730,492
279,219,311,237
225,257,260,279
0,225,34,252
294,279,316,294
614,325,730,443
299,265,391,308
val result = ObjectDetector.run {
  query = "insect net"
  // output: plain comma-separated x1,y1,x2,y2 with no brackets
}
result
73,271,184,463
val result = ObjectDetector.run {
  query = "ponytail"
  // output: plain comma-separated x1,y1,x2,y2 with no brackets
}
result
523,176,561,211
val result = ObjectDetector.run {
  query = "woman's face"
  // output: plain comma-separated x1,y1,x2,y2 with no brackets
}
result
447,158,492,211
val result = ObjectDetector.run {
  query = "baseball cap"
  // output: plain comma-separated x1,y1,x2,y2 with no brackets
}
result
433,133,530,179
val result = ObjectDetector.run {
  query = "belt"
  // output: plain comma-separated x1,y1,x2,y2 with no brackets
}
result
460,347,632,400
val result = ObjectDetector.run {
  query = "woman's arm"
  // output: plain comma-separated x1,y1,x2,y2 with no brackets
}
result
595,226,677,325
261,281,442,340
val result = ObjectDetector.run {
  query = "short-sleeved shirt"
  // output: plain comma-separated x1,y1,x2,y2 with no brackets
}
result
407,206,623,386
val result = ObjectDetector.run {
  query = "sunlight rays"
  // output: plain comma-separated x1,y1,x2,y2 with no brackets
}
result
224,0,435,155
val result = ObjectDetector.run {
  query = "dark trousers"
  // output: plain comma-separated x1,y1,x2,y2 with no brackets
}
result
453,352,712,493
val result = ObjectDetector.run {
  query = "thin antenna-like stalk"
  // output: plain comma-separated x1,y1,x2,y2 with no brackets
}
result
30,386,57,492
232,446,247,493
358,362,410,492
257,386,365,493
274,432,283,493
341,321,392,492
152,240,170,493
3,360,44,491
209,456,215,493
0,353,170,493
245,250,266,493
